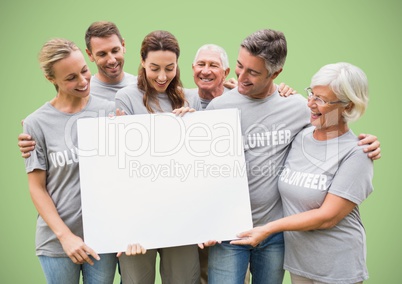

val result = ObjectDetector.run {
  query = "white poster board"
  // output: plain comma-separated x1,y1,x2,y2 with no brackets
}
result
77,108,252,253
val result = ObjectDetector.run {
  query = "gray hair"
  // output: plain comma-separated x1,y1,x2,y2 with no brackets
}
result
241,29,287,76
310,62,369,122
193,44,230,70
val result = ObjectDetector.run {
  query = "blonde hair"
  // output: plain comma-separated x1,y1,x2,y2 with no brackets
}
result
38,38,80,91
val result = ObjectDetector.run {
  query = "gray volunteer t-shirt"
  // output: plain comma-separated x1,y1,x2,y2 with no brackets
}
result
279,126,373,283
91,72,137,102
115,84,202,114
23,96,115,257
206,87,310,226
187,87,231,110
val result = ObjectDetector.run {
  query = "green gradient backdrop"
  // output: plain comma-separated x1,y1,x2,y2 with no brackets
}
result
1,0,400,283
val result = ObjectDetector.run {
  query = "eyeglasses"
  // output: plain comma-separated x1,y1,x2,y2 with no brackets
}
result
305,88,348,106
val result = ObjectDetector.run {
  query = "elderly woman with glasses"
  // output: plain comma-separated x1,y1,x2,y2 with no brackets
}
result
232,62,374,284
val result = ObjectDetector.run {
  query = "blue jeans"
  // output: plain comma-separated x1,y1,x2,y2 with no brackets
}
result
38,253,117,284
208,232,284,284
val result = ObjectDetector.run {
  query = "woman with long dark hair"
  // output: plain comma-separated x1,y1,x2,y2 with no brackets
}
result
115,30,200,284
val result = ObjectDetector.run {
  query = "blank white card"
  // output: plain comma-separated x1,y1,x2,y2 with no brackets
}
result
77,108,252,253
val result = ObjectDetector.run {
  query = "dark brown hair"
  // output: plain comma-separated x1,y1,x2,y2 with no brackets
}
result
84,21,123,52
137,30,186,113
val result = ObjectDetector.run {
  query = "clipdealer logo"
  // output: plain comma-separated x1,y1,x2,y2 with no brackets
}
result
75,112,245,180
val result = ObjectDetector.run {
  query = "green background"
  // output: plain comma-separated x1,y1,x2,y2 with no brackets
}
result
1,0,400,283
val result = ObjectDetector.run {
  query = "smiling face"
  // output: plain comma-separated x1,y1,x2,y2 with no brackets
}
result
308,85,349,133
192,49,228,97
141,50,177,93
86,34,125,83
235,47,278,99
49,49,91,99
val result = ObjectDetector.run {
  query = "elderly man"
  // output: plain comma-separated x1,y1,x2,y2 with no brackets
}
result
190,44,233,110
191,44,251,284
190,44,294,110
192,43,299,284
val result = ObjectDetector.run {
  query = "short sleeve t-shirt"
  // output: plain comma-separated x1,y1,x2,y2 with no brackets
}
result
23,96,115,257
279,126,373,283
206,87,310,226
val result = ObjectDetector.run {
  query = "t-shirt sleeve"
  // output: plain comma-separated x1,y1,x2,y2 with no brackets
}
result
115,88,134,115
184,88,202,111
191,95,202,111
23,119,47,173
205,99,215,111
106,101,115,115
329,148,374,205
